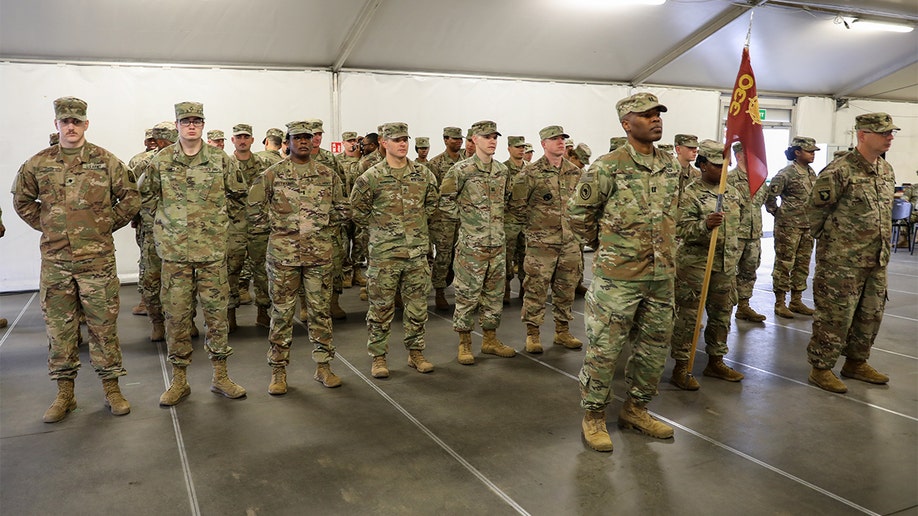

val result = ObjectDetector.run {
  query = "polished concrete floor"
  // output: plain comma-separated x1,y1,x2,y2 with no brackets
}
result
1,241,916,516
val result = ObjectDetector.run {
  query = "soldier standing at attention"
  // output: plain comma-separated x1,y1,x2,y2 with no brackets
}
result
765,136,820,318
415,137,430,164
142,101,247,406
503,135,528,305
463,128,477,160
439,121,517,365
350,123,439,378
569,143,593,298
673,134,699,197
728,142,769,322
259,121,350,393
522,143,534,163
426,126,465,310
508,125,583,354
806,113,897,393
337,131,362,289
567,92,679,452
256,128,285,166
669,140,745,391
207,129,226,150
12,96,138,422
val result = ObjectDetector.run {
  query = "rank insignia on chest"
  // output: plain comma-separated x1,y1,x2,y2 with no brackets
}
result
543,193,553,201
818,190,830,201
651,186,656,193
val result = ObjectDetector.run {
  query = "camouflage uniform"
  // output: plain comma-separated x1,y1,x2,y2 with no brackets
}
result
503,154,528,290
352,150,385,273
260,157,349,367
141,141,247,366
765,161,816,293
350,155,439,357
231,142,269,298
727,165,768,302
222,152,262,312
439,154,510,332
12,140,139,381
567,141,680,409
508,155,582,329
426,148,462,290
256,149,284,166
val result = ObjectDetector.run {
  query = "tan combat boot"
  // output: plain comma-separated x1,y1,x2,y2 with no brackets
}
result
150,321,165,342
789,290,815,316
268,366,287,395
553,321,583,350
359,287,368,302
159,366,191,406
0,318,7,328
407,350,434,373
482,329,516,357
670,360,700,390
703,356,744,382
353,268,368,287
238,280,253,305
371,355,389,378
342,272,353,289
314,363,343,388
841,359,889,384
256,306,271,328
457,332,475,365
774,290,794,319
227,307,238,333
618,397,674,439
132,300,147,316
525,325,543,354
102,378,131,416
582,410,614,452
210,359,246,399
43,378,76,423
330,291,347,320
808,367,848,393
435,288,450,311
735,299,766,322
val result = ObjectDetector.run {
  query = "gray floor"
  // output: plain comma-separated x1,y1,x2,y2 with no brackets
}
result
1,240,916,516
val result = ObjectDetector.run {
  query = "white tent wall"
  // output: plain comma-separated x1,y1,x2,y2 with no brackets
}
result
833,99,918,183
796,96,837,145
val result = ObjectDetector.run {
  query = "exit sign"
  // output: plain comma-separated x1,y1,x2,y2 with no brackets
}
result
759,108,767,120
331,141,343,153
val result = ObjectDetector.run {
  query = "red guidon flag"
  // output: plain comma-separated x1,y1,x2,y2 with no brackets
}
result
724,47,767,197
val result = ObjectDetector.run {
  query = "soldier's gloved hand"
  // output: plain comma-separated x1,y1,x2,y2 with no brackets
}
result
705,212,724,230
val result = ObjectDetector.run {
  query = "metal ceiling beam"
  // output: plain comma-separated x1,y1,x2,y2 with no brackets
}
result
630,1,767,86
332,0,383,72
833,57,918,98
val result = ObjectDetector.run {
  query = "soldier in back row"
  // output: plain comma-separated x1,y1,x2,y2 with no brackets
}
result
426,126,464,310
728,141,769,323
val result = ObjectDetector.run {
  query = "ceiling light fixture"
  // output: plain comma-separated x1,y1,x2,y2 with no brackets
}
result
840,16,914,33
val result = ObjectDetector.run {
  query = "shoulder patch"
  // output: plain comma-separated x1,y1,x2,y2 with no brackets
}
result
579,183,592,201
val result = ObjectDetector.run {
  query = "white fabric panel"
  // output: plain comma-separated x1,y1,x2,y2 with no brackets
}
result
795,97,836,144
834,99,918,184
640,86,723,144
0,62,331,292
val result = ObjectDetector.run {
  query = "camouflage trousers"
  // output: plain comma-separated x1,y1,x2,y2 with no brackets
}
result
366,255,430,357
736,237,761,301
352,224,368,269
161,259,233,367
247,233,270,308
807,263,886,369
226,230,247,309
670,266,736,361
580,276,674,410
772,224,813,292
453,244,505,332
139,224,164,323
521,241,581,327
267,261,335,366
240,253,253,283
429,218,458,289
342,224,354,279
332,226,346,293
40,257,125,381
504,222,526,284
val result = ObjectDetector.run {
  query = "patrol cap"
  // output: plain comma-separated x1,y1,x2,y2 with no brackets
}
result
539,125,569,140
674,134,699,148
855,112,899,133
415,137,430,148
152,121,175,140
564,138,574,148
507,136,526,147
53,96,88,121
207,130,225,141
384,122,410,140
262,128,284,144
697,139,726,166
286,120,313,137
791,136,819,151
342,131,358,141
306,119,325,134
49,133,60,146
232,124,253,136
466,127,475,140
609,136,627,152
471,120,501,137
443,126,463,139
145,129,154,139
658,144,675,153
174,101,204,121
616,92,667,121
377,124,388,134
523,143,534,153
732,142,743,153
572,143,592,164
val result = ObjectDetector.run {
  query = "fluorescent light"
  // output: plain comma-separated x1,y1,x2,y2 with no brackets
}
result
570,0,665,8
842,17,914,33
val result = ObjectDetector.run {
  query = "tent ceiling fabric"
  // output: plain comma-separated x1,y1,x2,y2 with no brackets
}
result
1,0,916,101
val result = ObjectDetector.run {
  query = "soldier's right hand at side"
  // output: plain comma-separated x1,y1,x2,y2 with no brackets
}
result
705,212,724,230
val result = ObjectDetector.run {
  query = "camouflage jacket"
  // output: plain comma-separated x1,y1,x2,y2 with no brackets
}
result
766,162,816,228
13,142,140,262
141,142,246,262
261,159,349,266
509,155,581,248
567,144,681,281
726,167,768,239
314,147,347,184
128,149,155,174
503,158,528,226
227,153,269,234
677,178,741,272
350,159,439,261
438,155,510,248
679,162,700,199
808,150,895,268
336,154,361,193
427,150,461,186
255,149,284,166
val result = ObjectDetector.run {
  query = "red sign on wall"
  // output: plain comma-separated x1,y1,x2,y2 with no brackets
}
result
331,141,342,154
